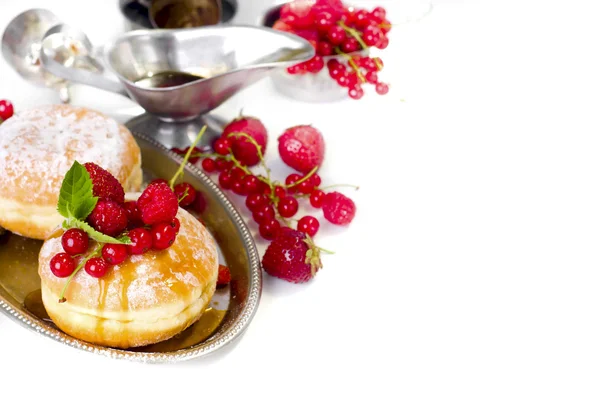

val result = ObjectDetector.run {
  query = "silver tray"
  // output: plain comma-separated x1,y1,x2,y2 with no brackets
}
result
0,131,262,363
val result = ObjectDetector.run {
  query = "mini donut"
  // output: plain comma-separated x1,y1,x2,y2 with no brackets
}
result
38,206,219,349
0,104,142,240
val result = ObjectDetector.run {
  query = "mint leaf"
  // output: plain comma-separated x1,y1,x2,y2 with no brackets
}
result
66,219,132,245
57,161,96,220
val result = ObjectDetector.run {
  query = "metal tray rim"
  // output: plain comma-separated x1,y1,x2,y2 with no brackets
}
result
0,130,263,363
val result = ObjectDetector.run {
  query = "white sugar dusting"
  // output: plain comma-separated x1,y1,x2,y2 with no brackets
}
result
0,105,129,204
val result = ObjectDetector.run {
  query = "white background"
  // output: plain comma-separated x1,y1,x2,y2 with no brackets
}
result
2,0,600,396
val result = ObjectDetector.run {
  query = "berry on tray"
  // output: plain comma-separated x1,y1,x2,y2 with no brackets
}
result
84,162,125,204
278,125,325,173
137,180,179,225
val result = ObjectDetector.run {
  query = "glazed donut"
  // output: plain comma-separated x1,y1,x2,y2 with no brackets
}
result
0,104,142,240
38,206,219,349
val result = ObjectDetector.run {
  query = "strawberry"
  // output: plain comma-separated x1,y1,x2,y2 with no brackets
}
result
222,116,268,166
322,191,356,225
84,162,125,204
262,227,323,283
87,199,128,236
278,125,325,173
137,180,179,225
217,265,231,287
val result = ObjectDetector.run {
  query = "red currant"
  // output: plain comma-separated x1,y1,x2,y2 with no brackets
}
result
306,56,325,73
371,6,387,22
376,82,390,95
0,100,14,121
245,193,269,212
354,9,371,28
49,253,76,278
201,158,217,173
259,219,280,240
127,228,153,255
102,244,128,266
230,167,246,182
123,201,142,228
365,71,378,84
151,222,177,250
277,196,299,218
171,218,181,234
274,185,286,199
213,138,231,156
61,228,89,255
315,11,334,32
341,38,359,53
327,25,346,45
174,182,196,207
218,171,233,189
376,36,389,50
298,216,320,237
298,179,315,194
310,190,325,208
252,204,275,224
337,73,351,87
381,19,392,33
85,257,108,278
373,57,384,69
317,41,333,56
309,174,322,188
231,179,247,196
215,158,233,171
242,175,260,195
327,59,340,70
349,86,364,100
285,174,301,192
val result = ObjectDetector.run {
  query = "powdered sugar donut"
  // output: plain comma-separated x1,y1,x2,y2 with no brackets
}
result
0,104,142,240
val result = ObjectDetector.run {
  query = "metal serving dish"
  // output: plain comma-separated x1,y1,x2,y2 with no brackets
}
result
0,132,262,363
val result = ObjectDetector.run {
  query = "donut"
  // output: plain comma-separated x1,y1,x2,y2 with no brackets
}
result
38,206,219,349
0,104,142,240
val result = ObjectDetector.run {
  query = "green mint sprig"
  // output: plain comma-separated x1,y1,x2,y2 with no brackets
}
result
57,161,131,245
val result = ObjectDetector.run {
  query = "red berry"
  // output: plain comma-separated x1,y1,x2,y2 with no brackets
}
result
49,253,75,278
260,181,272,196
230,167,247,182
61,228,89,255
215,158,233,171
277,196,299,218
231,179,247,196
0,100,14,121
341,38,359,53
127,228,153,255
253,204,275,224
354,9,370,28
242,175,260,194
372,57,384,69
85,257,108,278
297,179,315,194
274,185,286,198
192,192,207,214
123,200,143,229
278,125,326,173
262,227,322,283
327,25,346,45
84,162,125,204
315,11,334,32
322,192,356,225
365,71,378,84
336,72,351,87
327,59,340,70
151,222,177,250
317,41,333,56
245,193,268,212
171,218,181,234
376,36,389,50
174,182,197,207
280,1,314,29
298,216,320,237
137,180,179,225
202,158,217,173
218,171,233,189
371,6,386,22
285,174,301,192
222,116,268,166
349,86,364,100
87,199,128,236
217,264,231,286
306,56,325,73
376,82,390,95
102,244,128,266
310,190,325,208
259,219,280,240
309,174,322,187
381,19,392,33
213,137,231,156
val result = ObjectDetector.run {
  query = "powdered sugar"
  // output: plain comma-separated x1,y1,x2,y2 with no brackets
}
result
0,105,129,204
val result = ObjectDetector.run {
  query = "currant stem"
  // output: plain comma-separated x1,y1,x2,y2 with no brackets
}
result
58,243,104,303
170,125,208,189
320,183,360,191
317,246,335,255
334,47,367,83
338,21,383,70
285,166,318,189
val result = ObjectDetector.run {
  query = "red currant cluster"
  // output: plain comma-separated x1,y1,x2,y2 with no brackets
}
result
172,134,356,242
0,99,14,124
272,0,391,99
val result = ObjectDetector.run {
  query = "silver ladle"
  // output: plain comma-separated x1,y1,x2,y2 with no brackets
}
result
38,22,314,122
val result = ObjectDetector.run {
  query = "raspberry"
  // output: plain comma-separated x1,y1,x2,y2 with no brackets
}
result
217,264,231,286
137,180,179,225
322,192,356,226
84,162,125,204
87,199,128,236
